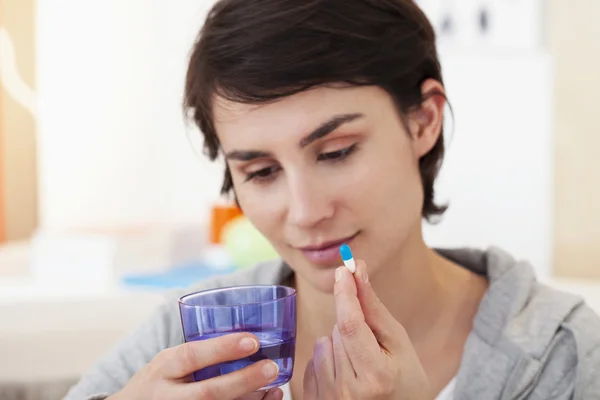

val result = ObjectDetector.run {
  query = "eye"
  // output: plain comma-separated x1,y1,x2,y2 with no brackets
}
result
317,143,358,162
245,165,280,183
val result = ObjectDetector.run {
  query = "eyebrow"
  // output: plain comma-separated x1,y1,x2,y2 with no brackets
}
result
224,149,272,161
299,113,363,147
224,113,364,161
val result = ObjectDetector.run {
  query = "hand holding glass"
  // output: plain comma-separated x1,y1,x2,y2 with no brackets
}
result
178,285,297,390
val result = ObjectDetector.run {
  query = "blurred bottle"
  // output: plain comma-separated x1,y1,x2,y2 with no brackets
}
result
204,199,279,270
210,201,244,245
202,200,243,270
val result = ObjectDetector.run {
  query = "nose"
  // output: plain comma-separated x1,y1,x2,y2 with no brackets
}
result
286,173,334,229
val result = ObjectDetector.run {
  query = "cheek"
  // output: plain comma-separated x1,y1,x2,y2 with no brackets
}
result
234,182,286,241
351,144,423,223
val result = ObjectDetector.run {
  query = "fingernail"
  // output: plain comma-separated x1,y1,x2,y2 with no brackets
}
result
315,336,327,350
239,337,258,352
315,336,328,356
362,268,369,284
335,267,344,283
262,361,279,379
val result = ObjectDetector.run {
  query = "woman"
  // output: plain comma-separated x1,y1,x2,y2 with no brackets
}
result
65,1,600,399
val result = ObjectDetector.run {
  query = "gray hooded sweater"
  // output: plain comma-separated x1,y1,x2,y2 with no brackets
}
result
64,247,600,400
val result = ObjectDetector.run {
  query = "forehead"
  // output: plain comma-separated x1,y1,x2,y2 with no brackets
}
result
212,85,392,144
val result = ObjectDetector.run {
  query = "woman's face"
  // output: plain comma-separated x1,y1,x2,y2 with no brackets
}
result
214,84,443,293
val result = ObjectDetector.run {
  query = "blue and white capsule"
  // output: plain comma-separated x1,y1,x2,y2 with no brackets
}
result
339,244,356,273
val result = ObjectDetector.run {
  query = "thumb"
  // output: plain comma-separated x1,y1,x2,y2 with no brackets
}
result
354,259,407,351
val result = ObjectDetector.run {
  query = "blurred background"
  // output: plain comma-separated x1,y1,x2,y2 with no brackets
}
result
1,0,599,398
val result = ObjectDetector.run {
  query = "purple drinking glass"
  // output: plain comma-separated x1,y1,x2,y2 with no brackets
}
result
178,285,297,389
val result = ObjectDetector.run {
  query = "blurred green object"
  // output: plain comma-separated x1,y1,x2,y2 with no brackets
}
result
222,216,279,269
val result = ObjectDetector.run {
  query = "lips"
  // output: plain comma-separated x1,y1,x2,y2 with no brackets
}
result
299,236,353,252
298,233,358,265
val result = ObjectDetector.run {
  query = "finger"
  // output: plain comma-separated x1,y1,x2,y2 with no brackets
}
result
313,337,336,395
235,390,269,400
354,259,406,351
263,388,284,400
334,266,381,374
332,324,354,378
159,332,260,379
236,388,282,400
185,359,280,400
303,359,318,400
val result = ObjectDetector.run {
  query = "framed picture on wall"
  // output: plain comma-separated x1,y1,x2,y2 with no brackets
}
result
415,0,545,51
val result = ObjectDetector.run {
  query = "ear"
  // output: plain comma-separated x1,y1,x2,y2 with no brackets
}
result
409,79,446,158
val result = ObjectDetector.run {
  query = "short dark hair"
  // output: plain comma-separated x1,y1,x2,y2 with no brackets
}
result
184,0,448,221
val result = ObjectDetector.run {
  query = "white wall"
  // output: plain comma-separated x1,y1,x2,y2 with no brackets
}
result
36,0,223,232
35,1,553,278
423,52,553,279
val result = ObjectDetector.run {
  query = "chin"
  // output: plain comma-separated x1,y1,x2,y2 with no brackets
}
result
285,257,335,292
304,263,338,293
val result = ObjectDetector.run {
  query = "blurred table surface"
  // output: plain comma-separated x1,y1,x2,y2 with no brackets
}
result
0,241,167,383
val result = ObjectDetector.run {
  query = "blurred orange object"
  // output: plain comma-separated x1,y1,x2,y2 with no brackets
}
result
210,203,243,244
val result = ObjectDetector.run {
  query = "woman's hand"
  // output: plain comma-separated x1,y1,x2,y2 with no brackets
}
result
303,260,433,400
108,332,283,400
